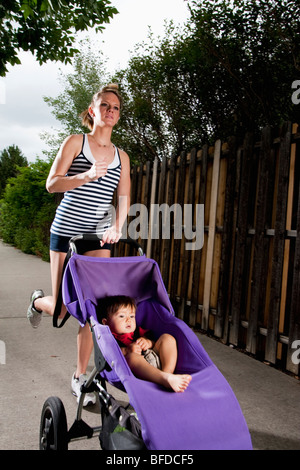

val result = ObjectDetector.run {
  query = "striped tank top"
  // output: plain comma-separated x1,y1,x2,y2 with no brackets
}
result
50,134,122,238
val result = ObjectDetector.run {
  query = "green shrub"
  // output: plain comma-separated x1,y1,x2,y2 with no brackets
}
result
0,158,57,261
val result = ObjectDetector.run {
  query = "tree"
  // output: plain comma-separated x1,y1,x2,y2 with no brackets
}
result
184,0,300,139
116,0,300,158
43,34,176,163
41,38,109,158
0,0,118,76
0,158,56,260
42,1,300,163
0,145,28,197
114,24,211,161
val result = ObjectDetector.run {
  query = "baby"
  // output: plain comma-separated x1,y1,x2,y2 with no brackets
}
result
97,296,192,393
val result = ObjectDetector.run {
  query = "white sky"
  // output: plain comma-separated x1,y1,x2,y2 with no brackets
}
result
0,0,190,162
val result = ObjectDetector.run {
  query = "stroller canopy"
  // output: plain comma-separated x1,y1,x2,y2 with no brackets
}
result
63,254,173,327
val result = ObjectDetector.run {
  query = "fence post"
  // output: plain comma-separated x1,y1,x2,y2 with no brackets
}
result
286,171,300,375
170,151,186,311
146,157,158,259
229,132,254,345
178,148,197,323
265,122,292,364
162,154,177,289
215,137,237,341
140,161,152,254
202,140,221,331
246,126,273,354
153,156,167,264
190,145,208,328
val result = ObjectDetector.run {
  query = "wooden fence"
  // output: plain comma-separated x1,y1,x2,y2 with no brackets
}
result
115,122,300,376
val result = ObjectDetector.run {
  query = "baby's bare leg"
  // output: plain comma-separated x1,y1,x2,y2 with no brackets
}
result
153,334,178,373
125,351,191,392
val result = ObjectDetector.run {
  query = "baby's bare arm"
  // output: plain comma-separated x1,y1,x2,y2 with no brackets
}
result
135,336,155,351
122,342,143,356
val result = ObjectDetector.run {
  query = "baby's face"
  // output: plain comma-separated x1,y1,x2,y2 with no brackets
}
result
104,305,136,335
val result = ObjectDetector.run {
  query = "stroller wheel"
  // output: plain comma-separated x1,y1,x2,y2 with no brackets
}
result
39,396,68,450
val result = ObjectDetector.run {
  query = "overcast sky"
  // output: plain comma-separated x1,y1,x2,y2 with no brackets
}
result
0,0,190,162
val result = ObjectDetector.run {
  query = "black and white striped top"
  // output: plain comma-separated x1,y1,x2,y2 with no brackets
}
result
50,134,122,238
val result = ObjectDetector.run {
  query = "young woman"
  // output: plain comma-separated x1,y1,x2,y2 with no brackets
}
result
27,84,131,406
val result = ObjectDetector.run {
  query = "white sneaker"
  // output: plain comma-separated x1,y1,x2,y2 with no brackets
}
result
27,290,44,328
71,373,96,407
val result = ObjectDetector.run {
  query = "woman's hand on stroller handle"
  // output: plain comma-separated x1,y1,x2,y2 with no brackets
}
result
101,226,122,245
68,233,144,255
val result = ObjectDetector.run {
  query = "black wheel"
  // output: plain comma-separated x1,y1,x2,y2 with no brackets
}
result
39,396,68,450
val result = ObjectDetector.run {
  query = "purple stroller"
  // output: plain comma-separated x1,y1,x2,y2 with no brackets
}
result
39,235,252,450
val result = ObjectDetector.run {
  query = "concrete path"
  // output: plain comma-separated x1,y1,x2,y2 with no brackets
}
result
0,240,299,450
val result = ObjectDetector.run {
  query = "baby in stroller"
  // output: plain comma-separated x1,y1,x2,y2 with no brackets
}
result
97,295,192,393
48,248,252,449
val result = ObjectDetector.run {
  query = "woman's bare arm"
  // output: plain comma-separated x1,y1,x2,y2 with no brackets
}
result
46,134,108,193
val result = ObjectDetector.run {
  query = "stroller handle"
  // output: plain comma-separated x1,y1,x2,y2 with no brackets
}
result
69,234,144,256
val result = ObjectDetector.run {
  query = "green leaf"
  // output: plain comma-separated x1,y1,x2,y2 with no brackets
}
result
20,3,34,19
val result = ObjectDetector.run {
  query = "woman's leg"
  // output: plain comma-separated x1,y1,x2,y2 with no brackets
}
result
74,248,110,377
75,323,94,378
34,250,91,378
34,247,111,403
35,248,110,377
34,250,67,318
72,248,110,405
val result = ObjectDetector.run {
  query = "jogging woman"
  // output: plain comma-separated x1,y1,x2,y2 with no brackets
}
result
27,84,130,405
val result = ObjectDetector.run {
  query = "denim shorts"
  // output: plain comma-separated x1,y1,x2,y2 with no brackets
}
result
50,233,111,254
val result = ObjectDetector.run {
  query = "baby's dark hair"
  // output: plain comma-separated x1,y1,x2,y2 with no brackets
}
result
97,295,136,323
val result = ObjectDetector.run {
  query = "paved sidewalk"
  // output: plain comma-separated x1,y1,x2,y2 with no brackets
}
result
0,240,299,450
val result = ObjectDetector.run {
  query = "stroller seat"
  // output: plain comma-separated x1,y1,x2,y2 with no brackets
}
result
62,252,252,450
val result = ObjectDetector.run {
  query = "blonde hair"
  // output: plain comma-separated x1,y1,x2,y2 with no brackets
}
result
80,83,123,130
